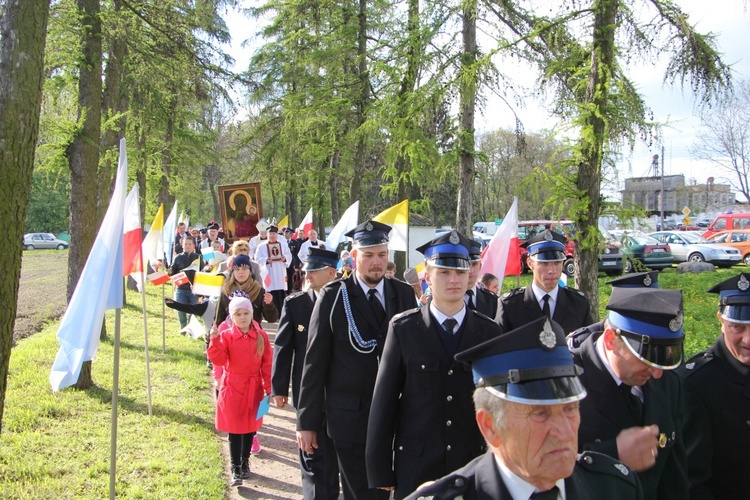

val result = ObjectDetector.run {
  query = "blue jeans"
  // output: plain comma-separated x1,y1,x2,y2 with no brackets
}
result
174,287,198,328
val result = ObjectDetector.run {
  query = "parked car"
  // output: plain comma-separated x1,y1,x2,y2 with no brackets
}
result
704,230,750,266
518,220,623,277
702,212,750,238
23,233,68,250
618,232,674,272
648,231,741,267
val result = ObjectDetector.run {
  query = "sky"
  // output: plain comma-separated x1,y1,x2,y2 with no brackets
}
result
223,1,749,202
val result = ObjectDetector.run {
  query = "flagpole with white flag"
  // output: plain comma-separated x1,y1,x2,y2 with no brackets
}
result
162,201,178,266
480,197,521,287
326,201,359,252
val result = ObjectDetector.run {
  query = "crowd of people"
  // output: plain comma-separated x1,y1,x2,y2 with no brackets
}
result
162,216,748,499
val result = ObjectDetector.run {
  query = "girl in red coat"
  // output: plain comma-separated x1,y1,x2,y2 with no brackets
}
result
208,295,272,486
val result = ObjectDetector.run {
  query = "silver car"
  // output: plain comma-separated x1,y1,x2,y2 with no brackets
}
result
648,231,740,267
23,233,68,250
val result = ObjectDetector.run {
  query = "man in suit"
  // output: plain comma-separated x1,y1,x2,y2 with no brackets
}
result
571,287,688,500
566,271,660,349
497,230,593,334
366,230,502,499
465,240,499,319
271,248,341,500
296,220,417,500
678,273,750,499
407,317,642,500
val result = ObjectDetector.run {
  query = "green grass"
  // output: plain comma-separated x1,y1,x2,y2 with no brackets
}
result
0,284,225,499
501,266,739,359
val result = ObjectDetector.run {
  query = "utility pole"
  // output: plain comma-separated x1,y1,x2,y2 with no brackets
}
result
660,144,665,229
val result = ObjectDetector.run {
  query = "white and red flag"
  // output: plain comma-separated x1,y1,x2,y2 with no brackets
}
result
480,197,521,278
122,184,144,289
296,208,314,238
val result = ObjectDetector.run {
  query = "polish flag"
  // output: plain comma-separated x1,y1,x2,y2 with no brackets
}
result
296,208,313,239
480,197,521,278
122,185,144,290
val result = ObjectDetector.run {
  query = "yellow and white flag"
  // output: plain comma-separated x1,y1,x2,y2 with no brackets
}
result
192,272,225,297
374,200,408,251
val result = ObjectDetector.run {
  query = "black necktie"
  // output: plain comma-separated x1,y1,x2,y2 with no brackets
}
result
443,318,458,335
368,289,386,324
530,486,559,500
542,294,551,318
466,290,476,310
620,383,643,424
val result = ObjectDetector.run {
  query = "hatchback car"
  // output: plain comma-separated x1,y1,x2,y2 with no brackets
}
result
648,231,741,267
23,233,68,250
618,233,674,272
704,230,750,266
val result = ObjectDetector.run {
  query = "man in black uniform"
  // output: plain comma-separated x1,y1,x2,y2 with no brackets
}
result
496,230,592,334
571,287,688,500
271,248,340,500
285,227,301,294
407,316,643,500
296,220,417,500
366,231,502,499
566,271,660,349
678,273,750,499
465,240,499,319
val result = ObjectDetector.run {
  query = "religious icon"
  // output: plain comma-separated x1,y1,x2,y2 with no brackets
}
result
218,183,263,243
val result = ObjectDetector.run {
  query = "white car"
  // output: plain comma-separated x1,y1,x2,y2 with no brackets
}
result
648,231,741,267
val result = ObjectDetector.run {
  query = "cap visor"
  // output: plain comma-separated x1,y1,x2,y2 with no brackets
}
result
486,377,587,405
621,336,683,369
302,261,330,271
530,250,566,262
428,257,470,270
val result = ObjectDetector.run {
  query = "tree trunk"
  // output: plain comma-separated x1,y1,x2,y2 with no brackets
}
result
157,97,176,208
573,0,618,319
456,1,477,236
68,0,103,390
0,0,51,435
350,0,369,207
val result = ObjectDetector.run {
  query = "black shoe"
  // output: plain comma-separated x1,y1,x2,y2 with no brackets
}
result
230,467,243,486
241,460,251,479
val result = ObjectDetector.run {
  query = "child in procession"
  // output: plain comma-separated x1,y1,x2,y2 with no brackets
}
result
207,295,272,487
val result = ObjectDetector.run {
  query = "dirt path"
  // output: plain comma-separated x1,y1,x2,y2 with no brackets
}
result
13,250,69,345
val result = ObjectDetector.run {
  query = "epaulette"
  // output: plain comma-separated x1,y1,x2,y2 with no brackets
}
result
566,322,603,350
576,451,638,487
409,474,470,500
681,350,715,375
563,286,586,297
286,290,307,300
391,308,420,323
501,287,525,299
320,278,344,292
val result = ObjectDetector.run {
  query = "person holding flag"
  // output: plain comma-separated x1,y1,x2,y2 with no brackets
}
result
167,235,203,330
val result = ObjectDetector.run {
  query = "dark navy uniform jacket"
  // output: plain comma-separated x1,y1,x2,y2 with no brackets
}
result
296,273,417,444
404,450,643,500
366,306,501,498
572,330,688,500
497,285,593,334
677,335,750,500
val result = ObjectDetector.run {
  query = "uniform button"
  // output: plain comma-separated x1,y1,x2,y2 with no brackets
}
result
447,420,452,426
398,446,403,450
446,445,452,451
594,438,601,443
448,369,453,375
746,420,750,427
421,364,425,369
446,395,453,402
583,455,593,465
454,477,465,487
671,432,676,439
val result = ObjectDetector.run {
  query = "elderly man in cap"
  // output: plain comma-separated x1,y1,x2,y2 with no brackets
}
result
201,221,224,249
271,248,341,499
254,224,292,314
407,316,642,500
567,271,660,350
366,231,502,499
678,273,750,499
497,230,592,334
466,240,500,319
571,287,688,500
296,220,417,500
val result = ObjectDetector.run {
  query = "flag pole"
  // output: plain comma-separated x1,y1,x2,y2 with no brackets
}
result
161,283,166,353
109,308,121,500
138,244,153,416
